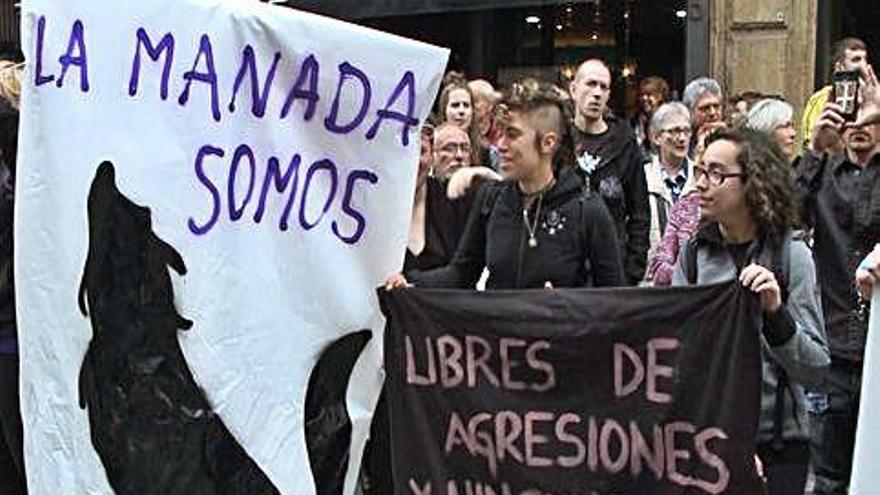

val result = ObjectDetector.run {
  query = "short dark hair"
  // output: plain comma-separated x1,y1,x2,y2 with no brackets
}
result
832,37,867,66
499,79,575,173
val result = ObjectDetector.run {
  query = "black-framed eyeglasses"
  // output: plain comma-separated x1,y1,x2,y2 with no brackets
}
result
662,126,692,137
693,164,745,186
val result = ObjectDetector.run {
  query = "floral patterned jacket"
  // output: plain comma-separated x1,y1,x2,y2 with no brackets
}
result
648,192,700,285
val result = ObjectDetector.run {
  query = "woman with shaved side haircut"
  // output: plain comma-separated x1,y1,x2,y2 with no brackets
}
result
386,79,624,290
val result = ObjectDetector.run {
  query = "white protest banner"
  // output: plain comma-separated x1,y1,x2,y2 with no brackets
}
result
16,0,448,493
851,287,880,493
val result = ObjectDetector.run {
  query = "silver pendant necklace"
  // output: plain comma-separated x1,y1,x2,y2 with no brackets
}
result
523,193,543,248
521,177,555,249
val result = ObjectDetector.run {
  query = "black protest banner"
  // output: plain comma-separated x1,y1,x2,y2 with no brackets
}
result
379,282,763,495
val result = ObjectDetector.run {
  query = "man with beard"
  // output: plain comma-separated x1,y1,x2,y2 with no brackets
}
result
569,59,649,285
798,64,880,494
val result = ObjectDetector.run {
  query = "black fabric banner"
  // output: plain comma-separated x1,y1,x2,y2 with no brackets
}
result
380,283,763,494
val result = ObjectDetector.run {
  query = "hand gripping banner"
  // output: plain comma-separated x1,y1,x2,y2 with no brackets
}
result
380,283,764,494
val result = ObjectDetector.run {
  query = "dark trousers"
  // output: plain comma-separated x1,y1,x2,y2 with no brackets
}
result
808,358,862,495
757,440,810,495
0,354,25,495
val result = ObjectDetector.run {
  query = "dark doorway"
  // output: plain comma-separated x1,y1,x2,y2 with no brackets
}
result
816,0,880,88
362,1,688,117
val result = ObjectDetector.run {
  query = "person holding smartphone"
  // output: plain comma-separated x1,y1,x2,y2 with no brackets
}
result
802,37,870,153
797,64,880,494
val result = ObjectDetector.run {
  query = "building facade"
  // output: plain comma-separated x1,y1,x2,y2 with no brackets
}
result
1,1,878,120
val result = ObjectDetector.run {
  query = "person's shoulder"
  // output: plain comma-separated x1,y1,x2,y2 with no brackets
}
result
480,176,507,193
668,192,701,221
802,86,831,121
474,178,509,211
781,233,817,287
806,85,832,104
643,154,660,171
608,116,639,142
796,149,840,179
787,232,813,260
693,223,724,247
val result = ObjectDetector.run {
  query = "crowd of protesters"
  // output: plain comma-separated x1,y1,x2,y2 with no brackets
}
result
0,34,878,495
381,36,880,495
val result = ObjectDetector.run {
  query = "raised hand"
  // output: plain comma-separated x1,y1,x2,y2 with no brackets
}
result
856,243,880,300
811,102,847,153
853,64,880,127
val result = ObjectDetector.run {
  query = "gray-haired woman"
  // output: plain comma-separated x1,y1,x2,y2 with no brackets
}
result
642,102,696,283
746,98,798,164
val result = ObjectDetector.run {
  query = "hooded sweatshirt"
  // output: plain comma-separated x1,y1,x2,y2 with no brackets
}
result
408,167,624,289
573,116,650,285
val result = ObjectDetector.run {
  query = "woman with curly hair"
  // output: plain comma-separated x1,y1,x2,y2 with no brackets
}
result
386,79,623,290
672,128,829,494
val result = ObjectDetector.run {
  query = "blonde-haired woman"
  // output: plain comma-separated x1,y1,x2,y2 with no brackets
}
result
0,61,22,109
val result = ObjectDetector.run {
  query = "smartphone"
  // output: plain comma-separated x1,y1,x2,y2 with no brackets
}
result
833,70,860,122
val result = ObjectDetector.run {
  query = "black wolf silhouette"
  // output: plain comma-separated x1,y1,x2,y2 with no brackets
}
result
77,161,278,495
304,329,372,495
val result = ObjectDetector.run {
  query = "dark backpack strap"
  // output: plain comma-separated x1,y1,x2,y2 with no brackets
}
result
679,239,698,285
771,371,789,450
770,230,795,450
769,230,793,304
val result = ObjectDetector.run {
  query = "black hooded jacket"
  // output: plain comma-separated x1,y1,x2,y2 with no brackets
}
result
407,167,624,289
573,116,650,285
